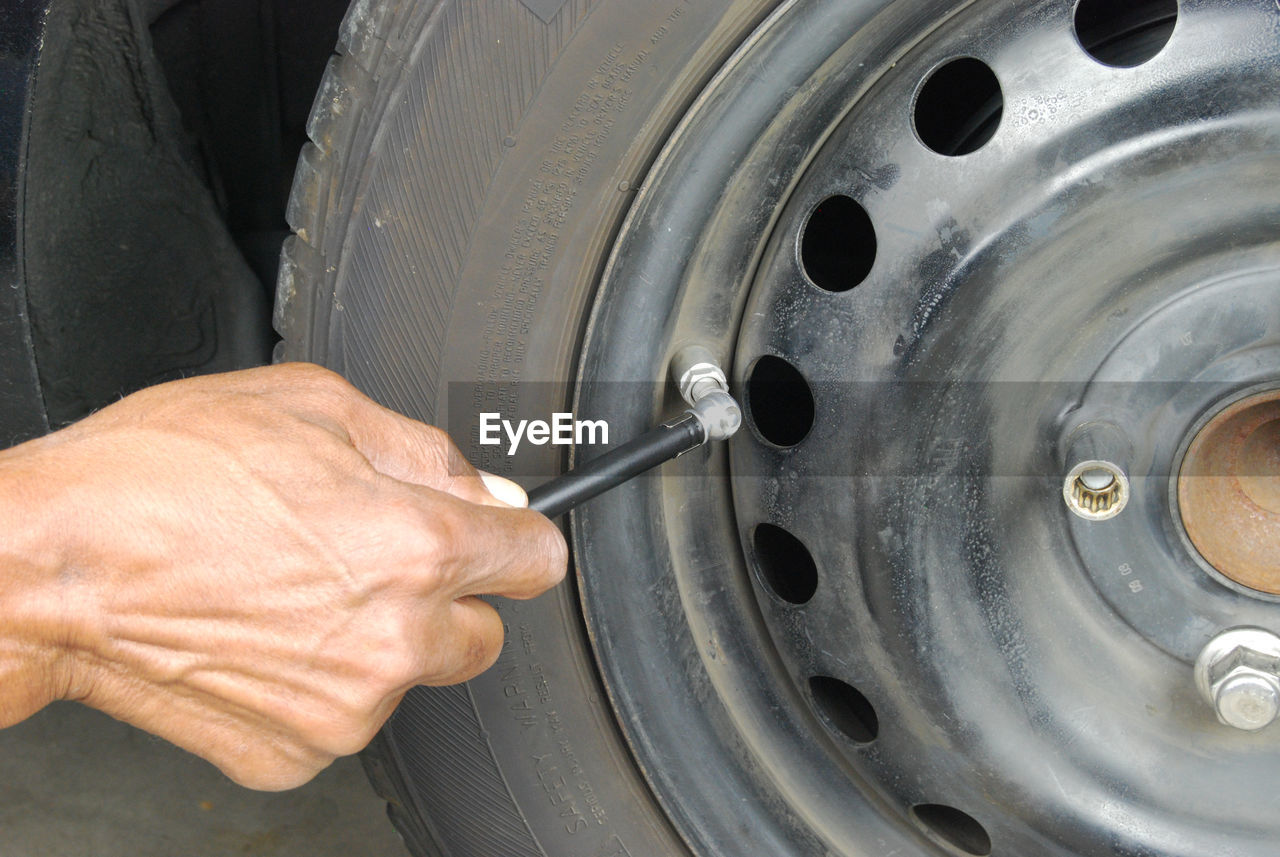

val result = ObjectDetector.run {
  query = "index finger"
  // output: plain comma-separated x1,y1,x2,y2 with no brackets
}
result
424,490,569,601
322,379,516,508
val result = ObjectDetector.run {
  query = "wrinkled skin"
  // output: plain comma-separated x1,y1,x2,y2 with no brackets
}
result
0,363,566,790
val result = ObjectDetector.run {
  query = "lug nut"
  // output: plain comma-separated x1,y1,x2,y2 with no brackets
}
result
1194,627,1280,732
1061,421,1132,521
1064,460,1129,520
1214,672,1280,731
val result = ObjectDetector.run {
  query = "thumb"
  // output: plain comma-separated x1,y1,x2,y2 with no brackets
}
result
477,471,529,508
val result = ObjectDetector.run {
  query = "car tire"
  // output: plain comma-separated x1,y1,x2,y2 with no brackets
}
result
275,2,780,855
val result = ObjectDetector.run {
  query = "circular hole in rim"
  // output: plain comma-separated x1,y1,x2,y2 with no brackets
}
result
746,355,815,447
1074,0,1178,68
913,57,1003,156
808,676,879,744
800,195,877,292
752,524,819,604
911,804,993,856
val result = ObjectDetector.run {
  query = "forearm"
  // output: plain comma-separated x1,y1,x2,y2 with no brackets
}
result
0,438,81,727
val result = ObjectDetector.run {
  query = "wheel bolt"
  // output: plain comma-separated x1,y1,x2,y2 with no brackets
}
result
1214,672,1280,731
1195,627,1280,732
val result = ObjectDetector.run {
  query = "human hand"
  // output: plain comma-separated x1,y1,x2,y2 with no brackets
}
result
0,363,566,789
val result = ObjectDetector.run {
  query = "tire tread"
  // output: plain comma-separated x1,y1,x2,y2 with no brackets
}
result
273,3,560,855
274,4,486,854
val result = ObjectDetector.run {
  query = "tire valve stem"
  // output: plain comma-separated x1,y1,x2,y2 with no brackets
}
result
526,347,741,518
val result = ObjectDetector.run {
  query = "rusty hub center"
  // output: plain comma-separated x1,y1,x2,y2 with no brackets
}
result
1179,390,1280,595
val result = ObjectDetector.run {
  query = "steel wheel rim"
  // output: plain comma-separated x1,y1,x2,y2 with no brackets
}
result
572,1,1280,854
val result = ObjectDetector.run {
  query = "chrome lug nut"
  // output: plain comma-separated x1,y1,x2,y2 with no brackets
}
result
1061,421,1132,521
1214,672,1280,731
1064,460,1129,520
1195,627,1280,732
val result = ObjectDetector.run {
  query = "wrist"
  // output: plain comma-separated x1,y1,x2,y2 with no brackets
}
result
0,438,91,725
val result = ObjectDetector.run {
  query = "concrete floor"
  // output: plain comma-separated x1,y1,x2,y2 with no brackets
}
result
0,702,409,857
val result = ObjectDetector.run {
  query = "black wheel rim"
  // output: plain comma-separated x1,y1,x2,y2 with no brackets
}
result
573,1,1280,854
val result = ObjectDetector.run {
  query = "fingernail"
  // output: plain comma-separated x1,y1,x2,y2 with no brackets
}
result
479,471,528,508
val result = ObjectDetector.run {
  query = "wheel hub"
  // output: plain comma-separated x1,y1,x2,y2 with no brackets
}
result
1180,390,1280,595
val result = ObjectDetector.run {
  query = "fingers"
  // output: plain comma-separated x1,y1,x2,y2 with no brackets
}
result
369,422,524,508
415,491,568,601
81,666,338,792
350,411,480,495
281,364,522,508
477,471,529,508
419,596,507,686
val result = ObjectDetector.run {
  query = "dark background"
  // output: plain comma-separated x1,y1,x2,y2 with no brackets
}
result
4,0,349,443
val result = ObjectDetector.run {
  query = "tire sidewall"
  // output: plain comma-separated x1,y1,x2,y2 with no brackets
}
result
291,2,781,855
